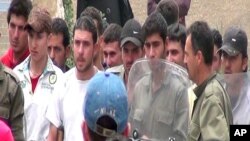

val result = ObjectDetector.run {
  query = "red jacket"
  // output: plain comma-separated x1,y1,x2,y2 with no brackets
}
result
0,48,29,69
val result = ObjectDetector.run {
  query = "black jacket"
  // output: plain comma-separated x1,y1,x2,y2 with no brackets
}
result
77,0,134,26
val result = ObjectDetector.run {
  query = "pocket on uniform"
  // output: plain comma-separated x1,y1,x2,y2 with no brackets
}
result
157,110,173,125
188,121,200,140
133,109,144,121
131,109,144,131
0,106,10,120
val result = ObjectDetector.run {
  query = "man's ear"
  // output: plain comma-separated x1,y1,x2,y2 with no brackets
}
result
196,50,203,65
122,123,131,137
82,121,90,141
65,45,71,58
242,57,248,71
99,35,104,47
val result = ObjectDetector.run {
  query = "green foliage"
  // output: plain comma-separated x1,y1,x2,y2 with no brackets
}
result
62,0,74,68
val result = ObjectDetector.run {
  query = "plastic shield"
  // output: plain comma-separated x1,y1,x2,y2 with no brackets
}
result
127,58,190,141
217,72,250,124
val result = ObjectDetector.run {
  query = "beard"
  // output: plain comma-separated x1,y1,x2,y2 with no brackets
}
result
75,57,93,73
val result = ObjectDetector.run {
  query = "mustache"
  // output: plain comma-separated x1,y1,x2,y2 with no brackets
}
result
76,57,85,62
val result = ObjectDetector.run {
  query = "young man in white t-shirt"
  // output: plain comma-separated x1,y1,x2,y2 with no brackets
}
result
13,7,63,140
46,16,99,141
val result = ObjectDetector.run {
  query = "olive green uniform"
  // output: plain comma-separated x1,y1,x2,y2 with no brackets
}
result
0,63,24,141
188,74,233,141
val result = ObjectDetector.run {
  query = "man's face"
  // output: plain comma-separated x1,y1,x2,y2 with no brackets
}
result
48,33,69,70
221,52,248,74
73,30,95,73
122,42,143,75
103,41,122,68
8,14,28,53
166,40,185,67
28,31,49,62
212,45,221,72
144,33,165,59
184,35,198,82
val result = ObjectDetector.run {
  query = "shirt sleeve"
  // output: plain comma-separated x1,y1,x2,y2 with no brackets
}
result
9,83,25,141
174,87,189,141
200,94,230,141
45,81,63,128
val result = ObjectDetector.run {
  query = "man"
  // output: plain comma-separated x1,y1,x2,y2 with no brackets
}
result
166,23,186,67
107,19,144,86
129,12,189,140
184,21,233,140
48,18,71,73
1,0,32,69
148,0,191,26
211,29,222,72
80,7,104,70
14,7,63,141
13,7,63,140
0,64,24,141
77,0,133,26
155,0,179,26
101,23,123,69
82,72,129,141
219,27,248,74
143,12,168,59
46,16,99,141
218,26,249,124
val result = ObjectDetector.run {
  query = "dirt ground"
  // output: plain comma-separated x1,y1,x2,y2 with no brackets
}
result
130,0,250,55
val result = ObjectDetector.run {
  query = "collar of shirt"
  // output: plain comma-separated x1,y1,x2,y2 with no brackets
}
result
17,55,56,75
193,73,216,99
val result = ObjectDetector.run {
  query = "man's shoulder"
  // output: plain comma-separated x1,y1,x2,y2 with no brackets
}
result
203,76,228,102
106,65,124,74
64,67,75,77
0,64,20,84
1,49,13,68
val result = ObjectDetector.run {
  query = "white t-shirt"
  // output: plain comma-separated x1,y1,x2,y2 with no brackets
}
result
46,67,92,141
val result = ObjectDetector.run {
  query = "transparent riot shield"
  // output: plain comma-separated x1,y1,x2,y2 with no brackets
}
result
218,72,250,125
127,58,190,141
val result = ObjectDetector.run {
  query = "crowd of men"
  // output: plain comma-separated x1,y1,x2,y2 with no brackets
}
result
0,0,249,141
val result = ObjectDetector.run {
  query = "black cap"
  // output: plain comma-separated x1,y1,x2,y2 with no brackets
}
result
218,26,248,57
120,19,143,48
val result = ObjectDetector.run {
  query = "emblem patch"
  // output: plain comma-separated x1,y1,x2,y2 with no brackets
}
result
49,74,57,84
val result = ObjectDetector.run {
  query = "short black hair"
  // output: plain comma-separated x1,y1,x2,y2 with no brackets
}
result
156,0,179,25
168,23,186,50
73,16,97,44
211,29,222,56
142,12,168,43
187,21,214,65
87,115,117,141
102,23,122,44
51,18,70,48
7,0,32,24
80,6,104,37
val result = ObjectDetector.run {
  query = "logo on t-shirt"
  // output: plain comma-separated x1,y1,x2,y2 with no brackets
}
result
49,74,57,84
